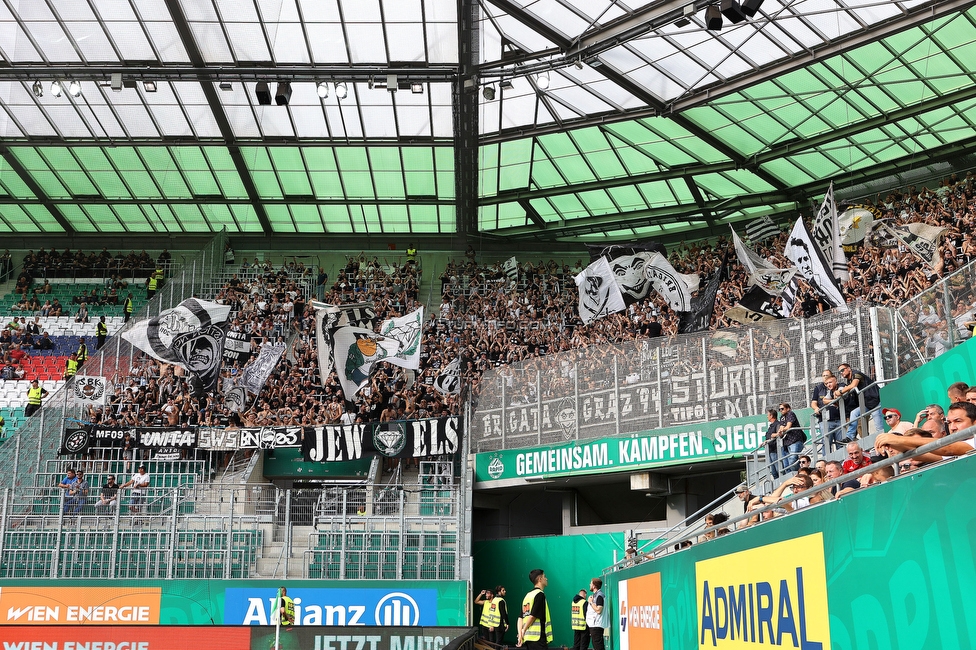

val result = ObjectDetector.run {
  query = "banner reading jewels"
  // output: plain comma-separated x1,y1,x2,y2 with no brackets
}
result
473,412,811,484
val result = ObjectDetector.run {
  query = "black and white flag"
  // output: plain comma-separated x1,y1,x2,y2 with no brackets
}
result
838,206,876,245
725,286,782,325
434,357,462,395
730,226,796,295
575,257,626,325
123,298,231,365
502,257,519,286
71,376,109,405
782,216,848,316
882,222,947,270
311,301,377,330
677,254,726,334
239,342,286,395
379,306,424,370
172,323,228,393
744,216,780,243
587,242,698,309
810,182,849,282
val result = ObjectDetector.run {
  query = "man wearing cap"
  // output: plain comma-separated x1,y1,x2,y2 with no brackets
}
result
882,408,913,434
121,465,151,519
25,379,48,417
95,475,120,514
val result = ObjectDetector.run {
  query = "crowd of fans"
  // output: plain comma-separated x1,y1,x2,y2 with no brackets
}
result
3,175,976,450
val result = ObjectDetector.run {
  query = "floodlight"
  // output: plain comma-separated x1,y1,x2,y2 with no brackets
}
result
68,80,82,97
536,72,550,90
317,82,329,98
335,82,348,99
51,81,63,97
411,83,423,94
143,80,157,92
32,80,43,98
483,85,495,100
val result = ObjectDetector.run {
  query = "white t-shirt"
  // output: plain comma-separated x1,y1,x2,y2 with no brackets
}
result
130,471,150,493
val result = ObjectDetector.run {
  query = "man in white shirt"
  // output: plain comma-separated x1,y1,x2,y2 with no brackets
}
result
121,465,151,518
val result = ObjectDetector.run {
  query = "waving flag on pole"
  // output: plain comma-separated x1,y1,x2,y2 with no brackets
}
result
379,306,424,370
332,326,402,401
810,182,849,282
123,298,231,364
782,216,848,315
502,257,519,287
677,253,726,334
239,342,286,395
434,357,462,395
575,257,626,325
730,226,796,295
744,216,780,243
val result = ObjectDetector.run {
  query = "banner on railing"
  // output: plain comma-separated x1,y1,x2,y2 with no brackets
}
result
223,329,254,366
472,308,871,452
59,426,196,455
301,417,461,462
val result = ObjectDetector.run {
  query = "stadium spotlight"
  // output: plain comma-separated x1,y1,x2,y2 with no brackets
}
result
483,85,495,100
705,5,723,30
219,81,233,91
536,72,550,90
68,80,82,97
335,82,348,99
316,82,329,98
51,81,63,97
143,80,158,92
574,59,584,70
500,79,513,90
32,80,43,98
275,81,292,105
411,83,424,94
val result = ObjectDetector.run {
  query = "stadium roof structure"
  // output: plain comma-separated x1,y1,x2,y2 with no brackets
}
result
0,0,975,249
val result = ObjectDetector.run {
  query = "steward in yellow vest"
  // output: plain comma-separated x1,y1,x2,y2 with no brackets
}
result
571,589,589,650
25,379,49,417
518,569,552,649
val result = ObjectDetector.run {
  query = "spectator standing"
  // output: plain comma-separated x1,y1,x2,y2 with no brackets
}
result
68,470,89,515
121,465,151,521
585,578,608,650
58,468,79,514
763,408,782,479
835,363,883,440
813,374,843,449
777,403,805,475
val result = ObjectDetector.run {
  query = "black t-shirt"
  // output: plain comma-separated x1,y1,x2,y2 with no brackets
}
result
850,371,880,408
779,410,805,447
811,383,839,420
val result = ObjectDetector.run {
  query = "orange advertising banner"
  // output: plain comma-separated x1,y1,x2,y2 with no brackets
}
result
0,587,162,625
618,572,663,650
0,626,251,649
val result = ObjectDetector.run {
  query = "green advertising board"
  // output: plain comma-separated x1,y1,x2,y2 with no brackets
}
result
605,453,976,649
474,412,811,485
880,336,976,417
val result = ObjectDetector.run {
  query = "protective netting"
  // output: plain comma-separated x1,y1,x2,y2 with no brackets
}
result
471,305,880,453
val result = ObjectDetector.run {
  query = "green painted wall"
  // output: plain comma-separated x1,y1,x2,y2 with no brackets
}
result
880,336,976,415
605,453,976,649
473,533,627,647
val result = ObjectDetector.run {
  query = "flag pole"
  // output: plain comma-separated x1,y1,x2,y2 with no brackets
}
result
274,587,282,650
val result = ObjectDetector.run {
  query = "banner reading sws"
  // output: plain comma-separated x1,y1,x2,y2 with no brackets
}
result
0,587,161,625
474,412,798,484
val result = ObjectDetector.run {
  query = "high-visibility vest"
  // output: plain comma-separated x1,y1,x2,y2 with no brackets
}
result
97,322,108,337
571,599,587,631
28,386,44,405
148,275,158,291
406,247,417,262
124,298,133,314
521,589,552,643
281,596,295,625
77,344,88,362
481,598,501,628
65,359,79,377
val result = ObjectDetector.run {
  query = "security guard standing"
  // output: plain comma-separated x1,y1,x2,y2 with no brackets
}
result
277,586,295,625
571,589,588,650
123,293,134,323
475,588,496,640
406,244,418,265
492,585,510,645
96,316,108,350
518,569,551,649
147,269,161,299
63,352,79,380
76,338,89,367
25,379,48,417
